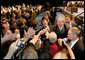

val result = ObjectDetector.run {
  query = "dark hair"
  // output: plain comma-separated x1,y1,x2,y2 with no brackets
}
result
41,17,46,25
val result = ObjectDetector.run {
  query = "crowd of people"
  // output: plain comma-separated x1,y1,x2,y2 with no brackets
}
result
1,3,84,59
63,1,84,7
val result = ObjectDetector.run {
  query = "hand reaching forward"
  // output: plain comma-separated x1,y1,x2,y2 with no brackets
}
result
4,40,19,59
24,27,35,41
38,29,47,35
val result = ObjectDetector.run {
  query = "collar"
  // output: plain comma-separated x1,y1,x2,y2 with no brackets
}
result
70,38,79,48
59,25,64,30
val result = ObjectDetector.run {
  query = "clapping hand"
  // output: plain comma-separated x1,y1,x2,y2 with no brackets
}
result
24,27,35,41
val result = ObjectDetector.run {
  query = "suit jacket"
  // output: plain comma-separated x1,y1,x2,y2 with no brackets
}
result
71,40,84,59
53,24,68,39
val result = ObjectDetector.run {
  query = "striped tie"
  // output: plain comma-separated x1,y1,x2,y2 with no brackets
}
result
69,42,72,47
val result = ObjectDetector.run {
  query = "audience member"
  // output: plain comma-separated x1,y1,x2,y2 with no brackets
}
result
58,27,84,59
53,17,68,39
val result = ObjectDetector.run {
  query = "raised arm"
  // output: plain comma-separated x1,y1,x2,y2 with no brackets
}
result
63,40,75,59
1,34,16,44
30,29,47,45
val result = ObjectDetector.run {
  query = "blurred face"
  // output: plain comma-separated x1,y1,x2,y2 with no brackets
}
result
65,17,70,23
3,24,10,30
42,19,48,27
15,29,19,34
57,18,64,27
45,16,49,22
6,30,12,35
67,30,77,41
12,14,16,18
48,32,57,43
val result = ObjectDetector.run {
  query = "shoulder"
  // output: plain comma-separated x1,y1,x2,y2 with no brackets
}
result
74,40,84,52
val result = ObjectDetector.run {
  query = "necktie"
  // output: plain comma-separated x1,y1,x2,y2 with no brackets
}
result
69,42,72,47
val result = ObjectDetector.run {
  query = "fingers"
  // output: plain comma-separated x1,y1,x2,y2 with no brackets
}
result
28,27,35,33
58,38,63,46
39,29,46,35
27,27,35,37
24,30,27,35
63,40,69,47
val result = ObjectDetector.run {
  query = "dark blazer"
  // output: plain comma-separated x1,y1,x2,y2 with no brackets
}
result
71,40,84,59
53,24,68,39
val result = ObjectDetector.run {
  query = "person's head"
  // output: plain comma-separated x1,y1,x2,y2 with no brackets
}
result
2,23,10,30
65,16,71,23
15,28,19,34
22,46,38,59
6,30,12,35
12,13,16,18
41,17,48,27
2,20,7,24
52,7,55,10
48,32,57,43
44,15,49,22
20,18,26,23
67,27,80,41
46,11,50,16
56,17,65,27
17,13,22,18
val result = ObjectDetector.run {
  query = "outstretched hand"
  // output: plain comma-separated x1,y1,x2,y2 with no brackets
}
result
24,27,35,41
38,29,47,35
4,40,20,59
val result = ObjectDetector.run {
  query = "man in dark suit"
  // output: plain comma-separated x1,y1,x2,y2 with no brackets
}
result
50,7,56,25
58,27,84,59
53,17,68,39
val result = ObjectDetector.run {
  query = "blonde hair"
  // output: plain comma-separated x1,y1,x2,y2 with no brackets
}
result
53,48,68,59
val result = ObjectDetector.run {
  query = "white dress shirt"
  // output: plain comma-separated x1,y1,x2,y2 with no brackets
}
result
69,38,79,48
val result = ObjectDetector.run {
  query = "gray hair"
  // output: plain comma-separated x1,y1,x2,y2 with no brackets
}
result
70,27,80,37
48,32,57,43
56,17,65,23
